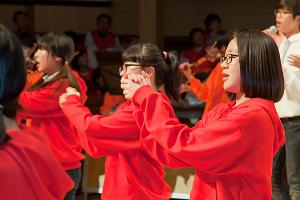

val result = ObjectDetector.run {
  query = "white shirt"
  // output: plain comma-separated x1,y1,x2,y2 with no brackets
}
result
42,71,60,83
275,32,300,118
84,32,122,69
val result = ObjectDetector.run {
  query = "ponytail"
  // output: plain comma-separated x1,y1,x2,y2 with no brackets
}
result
63,63,82,98
163,51,180,102
122,43,181,102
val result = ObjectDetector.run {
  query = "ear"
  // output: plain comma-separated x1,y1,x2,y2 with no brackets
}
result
145,66,155,77
55,56,63,63
295,15,300,24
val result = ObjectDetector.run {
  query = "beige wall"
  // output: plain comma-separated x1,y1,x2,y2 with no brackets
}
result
0,0,277,36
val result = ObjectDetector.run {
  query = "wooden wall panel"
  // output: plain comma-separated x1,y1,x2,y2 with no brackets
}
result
0,0,278,36
0,5,27,31
110,0,139,35
34,5,110,33
163,0,277,36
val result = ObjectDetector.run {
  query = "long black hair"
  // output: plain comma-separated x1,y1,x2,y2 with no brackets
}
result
122,43,180,101
0,24,27,144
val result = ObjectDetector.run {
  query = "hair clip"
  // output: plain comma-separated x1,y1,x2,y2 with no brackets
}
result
163,51,168,60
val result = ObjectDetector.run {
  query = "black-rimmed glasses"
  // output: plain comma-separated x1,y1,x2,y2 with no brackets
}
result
119,63,142,73
220,54,239,64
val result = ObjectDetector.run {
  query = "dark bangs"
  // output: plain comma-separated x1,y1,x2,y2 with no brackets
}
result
122,43,147,65
37,33,74,62
37,33,55,52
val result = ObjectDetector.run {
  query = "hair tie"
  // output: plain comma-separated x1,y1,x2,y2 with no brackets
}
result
163,51,168,60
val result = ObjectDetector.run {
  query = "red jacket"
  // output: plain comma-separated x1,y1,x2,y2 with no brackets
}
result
132,86,285,200
0,129,74,200
61,95,171,200
18,71,87,170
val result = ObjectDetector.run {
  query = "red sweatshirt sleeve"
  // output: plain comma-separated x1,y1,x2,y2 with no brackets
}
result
19,81,68,115
61,95,141,156
72,70,88,104
132,92,193,168
133,86,243,174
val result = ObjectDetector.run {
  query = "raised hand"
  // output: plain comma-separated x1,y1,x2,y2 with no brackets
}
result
205,41,222,62
180,82,192,94
179,62,193,80
59,87,81,108
120,72,151,99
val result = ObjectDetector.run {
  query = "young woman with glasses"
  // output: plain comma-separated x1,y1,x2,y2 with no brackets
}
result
121,30,286,200
59,43,180,200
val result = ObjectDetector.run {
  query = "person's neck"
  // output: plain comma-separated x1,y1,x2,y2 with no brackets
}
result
152,83,159,93
285,29,300,38
3,116,19,131
46,65,62,76
234,93,249,107
210,30,220,35
194,44,203,49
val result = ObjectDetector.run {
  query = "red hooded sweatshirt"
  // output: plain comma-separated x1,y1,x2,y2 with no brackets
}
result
0,129,74,200
132,86,285,200
61,95,171,200
18,71,87,170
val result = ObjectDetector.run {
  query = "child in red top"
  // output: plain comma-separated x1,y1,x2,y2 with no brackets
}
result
121,30,286,200
59,43,180,200
0,25,73,200
180,28,206,63
18,32,87,200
